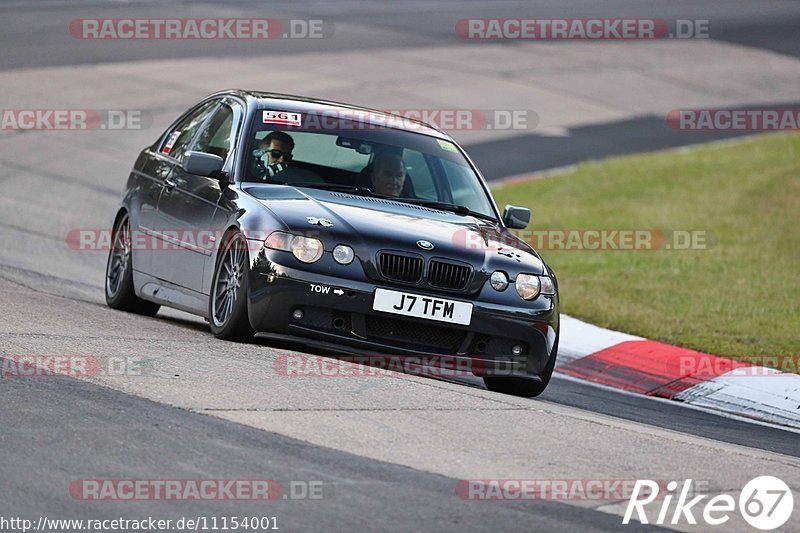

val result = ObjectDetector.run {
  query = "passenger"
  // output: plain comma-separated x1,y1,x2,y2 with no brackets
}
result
369,153,406,196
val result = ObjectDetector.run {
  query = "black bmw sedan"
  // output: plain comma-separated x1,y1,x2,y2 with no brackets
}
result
105,90,559,397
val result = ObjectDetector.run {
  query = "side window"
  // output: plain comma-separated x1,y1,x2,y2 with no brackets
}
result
192,104,236,162
160,101,218,160
403,150,437,200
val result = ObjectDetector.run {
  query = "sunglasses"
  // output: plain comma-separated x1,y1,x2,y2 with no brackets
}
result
264,149,293,161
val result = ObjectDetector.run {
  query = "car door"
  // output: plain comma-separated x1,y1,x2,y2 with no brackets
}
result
132,100,217,277
130,153,172,277
152,99,242,293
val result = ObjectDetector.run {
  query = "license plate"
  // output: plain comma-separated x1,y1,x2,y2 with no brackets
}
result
372,288,472,326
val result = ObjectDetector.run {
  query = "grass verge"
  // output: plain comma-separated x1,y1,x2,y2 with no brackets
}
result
491,133,800,363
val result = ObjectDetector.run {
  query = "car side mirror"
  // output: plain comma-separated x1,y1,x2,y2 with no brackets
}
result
183,151,225,178
503,205,531,229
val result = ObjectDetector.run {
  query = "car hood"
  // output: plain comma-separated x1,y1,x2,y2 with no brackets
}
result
244,185,545,275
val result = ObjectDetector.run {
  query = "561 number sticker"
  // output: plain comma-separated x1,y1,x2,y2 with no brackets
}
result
263,110,302,127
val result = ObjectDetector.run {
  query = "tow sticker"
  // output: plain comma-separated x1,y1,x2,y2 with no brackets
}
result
310,283,345,295
263,110,302,127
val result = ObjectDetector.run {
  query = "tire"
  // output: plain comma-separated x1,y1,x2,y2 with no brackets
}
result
105,213,160,316
208,230,254,341
483,335,559,398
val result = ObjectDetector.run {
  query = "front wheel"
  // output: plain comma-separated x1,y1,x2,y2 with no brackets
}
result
208,231,254,341
105,213,160,316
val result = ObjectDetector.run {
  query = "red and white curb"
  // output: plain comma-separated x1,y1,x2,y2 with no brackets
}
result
555,315,800,429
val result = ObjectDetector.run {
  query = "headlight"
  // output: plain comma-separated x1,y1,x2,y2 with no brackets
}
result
539,275,555,295
291,236,324,263
332,244,355,265
265,231,292,250
515,273,541,300
265,231,324,263
490,271,508,291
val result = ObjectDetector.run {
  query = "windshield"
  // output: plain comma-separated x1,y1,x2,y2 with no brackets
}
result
243,109,497,219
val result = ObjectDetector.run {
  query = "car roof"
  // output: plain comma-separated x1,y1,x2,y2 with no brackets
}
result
209,89,454,141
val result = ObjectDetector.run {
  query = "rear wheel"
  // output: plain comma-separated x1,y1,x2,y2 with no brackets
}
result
105,213,160,316
208,231,254,341
483,335,559,398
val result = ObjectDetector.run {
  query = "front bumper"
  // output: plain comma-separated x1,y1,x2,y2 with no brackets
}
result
247,250,559,379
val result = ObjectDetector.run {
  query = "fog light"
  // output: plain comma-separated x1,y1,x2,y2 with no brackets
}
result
332,244,355,265
292,308,304,320
512,345,523,356
490,270,509,291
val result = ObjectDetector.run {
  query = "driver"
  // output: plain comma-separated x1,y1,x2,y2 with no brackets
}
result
254,131,294,179
253,131,324,183
260,131,294,165
369,153,406,196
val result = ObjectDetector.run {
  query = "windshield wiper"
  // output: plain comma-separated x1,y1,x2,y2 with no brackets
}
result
395,198,497,222
276,182,376,195
290,183,412,201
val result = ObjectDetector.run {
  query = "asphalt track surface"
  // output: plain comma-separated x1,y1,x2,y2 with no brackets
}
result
1,1,799,531
2,0,800,177
2,367,656,533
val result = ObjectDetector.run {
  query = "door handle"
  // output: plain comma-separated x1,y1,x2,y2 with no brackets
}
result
163,177,177,193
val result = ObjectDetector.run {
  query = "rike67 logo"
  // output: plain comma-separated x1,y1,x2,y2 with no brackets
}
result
624,476,794,530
